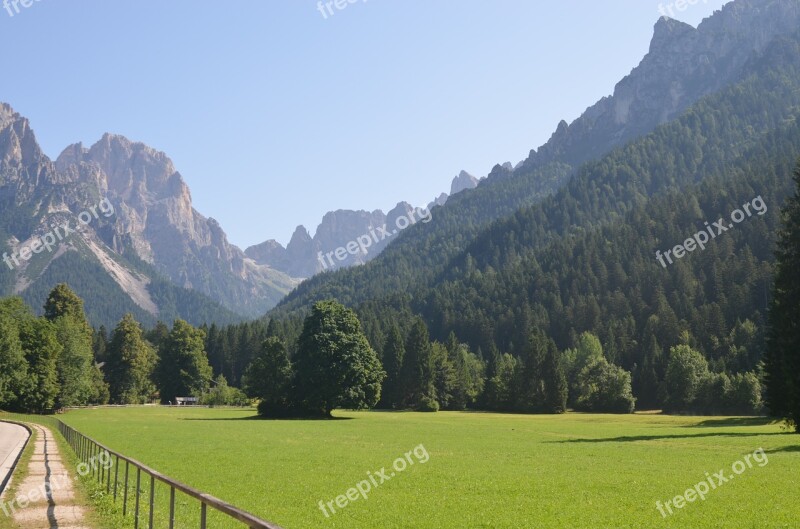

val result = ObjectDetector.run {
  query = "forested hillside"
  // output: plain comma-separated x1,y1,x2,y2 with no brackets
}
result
259,31,800,412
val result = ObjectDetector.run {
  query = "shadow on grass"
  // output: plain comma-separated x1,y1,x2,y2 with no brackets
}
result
179,415,354,422
555,431,792,444
688,417,780,428
765,445,800,454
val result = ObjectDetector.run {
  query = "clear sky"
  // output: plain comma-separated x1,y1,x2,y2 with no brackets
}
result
0,0,729,248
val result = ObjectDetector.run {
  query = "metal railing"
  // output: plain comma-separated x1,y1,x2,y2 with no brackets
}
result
57,420,284,529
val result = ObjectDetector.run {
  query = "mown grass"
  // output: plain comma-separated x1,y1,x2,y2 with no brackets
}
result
42,408,800,528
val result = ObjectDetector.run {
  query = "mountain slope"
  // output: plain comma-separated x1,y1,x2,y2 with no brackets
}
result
261,9,800,412
272,0,800,319
0,105,298,325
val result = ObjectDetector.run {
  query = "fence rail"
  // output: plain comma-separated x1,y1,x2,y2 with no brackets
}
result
57,420,284,529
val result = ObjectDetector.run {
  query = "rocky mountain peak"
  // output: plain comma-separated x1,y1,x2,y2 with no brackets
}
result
451,170,479,195
83,133,187,202
0,102,18,129
516,0,800,175
650,16,697,54
0,103,47,171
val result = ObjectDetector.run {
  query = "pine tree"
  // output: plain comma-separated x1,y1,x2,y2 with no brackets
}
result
542,338,568,413
765,162,800,431
93,325,108,363
633,336,663,410
379,324,405,409
146,321,170,350
400,318,438,411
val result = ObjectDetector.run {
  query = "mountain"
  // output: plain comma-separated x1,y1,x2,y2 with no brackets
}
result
450,171,481,196
271,0,800,322
515,0,800,173
0,106,299,325
245,171,478,276
260,0,800,411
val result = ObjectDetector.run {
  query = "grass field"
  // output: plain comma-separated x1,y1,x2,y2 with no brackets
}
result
52,408,799,529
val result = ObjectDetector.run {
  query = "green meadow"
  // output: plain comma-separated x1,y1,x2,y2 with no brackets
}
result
53,408,798,529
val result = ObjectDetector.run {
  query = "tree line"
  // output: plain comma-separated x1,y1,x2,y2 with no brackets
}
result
0,285,766,419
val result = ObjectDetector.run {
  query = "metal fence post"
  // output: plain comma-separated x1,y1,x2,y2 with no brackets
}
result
135,467,141,529
149,475,155,529
169,487,175,529
123,460,129,516
114,455,119,500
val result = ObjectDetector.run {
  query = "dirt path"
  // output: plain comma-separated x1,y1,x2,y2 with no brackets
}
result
3,424,90,529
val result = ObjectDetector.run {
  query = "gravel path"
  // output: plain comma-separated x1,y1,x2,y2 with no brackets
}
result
2,424,90,529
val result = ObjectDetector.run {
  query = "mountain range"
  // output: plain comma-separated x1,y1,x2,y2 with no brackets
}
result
274,0,800,318
3,0,799,334
243,170,480,278
0,104,478,326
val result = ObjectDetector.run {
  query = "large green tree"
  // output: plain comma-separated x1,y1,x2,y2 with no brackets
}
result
17,316,61,413
0,299,28,408
244,337,293,416
107,313,157,404
156,320,213,403
0,297,61,413
44,284,97,407
765,162,800,432
566,332,635,413
662,345,709,413
575,359,636,414
292,300,385,417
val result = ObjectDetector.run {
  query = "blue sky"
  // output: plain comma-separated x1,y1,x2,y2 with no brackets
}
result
0,0,729,248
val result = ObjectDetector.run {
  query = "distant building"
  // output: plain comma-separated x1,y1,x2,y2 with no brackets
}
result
174,397,199,406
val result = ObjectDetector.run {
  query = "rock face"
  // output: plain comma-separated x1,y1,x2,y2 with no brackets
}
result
247,209,390,276
244,164,488,277
244,199,442,276
516,0,800,174
246,173,482,277
0,110,298,318
247,190,458,276
450,170,480,196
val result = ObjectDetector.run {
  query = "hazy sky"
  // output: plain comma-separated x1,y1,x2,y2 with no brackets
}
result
0,0,729,248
